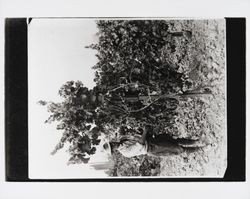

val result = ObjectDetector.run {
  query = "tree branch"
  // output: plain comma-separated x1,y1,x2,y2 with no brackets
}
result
129,97,160,113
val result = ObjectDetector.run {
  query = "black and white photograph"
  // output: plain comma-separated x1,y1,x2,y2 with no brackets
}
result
27,18,227,178
1,0,249,197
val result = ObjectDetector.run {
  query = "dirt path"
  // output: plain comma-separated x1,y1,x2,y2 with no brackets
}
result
159,19,227,177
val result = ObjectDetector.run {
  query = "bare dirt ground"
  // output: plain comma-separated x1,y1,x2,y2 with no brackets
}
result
159,19,227,176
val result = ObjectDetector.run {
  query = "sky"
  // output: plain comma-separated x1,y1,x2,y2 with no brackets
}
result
28,19,111,178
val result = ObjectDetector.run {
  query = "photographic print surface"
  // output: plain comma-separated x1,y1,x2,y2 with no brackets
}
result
28,18,227,178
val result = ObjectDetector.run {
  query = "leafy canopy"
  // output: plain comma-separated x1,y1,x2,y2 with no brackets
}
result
40,20,200,164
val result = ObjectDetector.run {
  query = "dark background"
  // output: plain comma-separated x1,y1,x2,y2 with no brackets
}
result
5,18,246,182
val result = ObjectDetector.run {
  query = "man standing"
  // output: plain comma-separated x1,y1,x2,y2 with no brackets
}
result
104,126,209,158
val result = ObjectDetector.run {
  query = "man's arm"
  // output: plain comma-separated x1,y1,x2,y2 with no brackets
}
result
140,126,147,144
120,126,149,145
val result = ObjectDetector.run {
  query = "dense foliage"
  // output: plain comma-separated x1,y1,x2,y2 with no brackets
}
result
38,81,101,164
88,20,196,134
